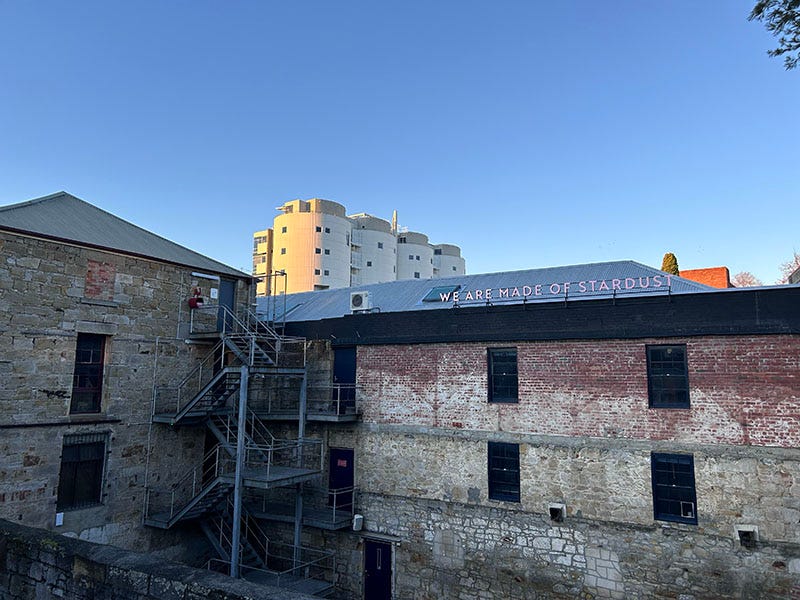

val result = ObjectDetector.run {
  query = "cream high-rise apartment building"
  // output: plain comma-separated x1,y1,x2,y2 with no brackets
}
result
253,198,466,295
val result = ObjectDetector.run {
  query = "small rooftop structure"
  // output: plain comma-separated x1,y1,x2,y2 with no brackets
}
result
680,267,732,289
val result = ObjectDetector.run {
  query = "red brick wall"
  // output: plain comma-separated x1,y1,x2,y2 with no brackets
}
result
357,335,800,447
680,267,732,288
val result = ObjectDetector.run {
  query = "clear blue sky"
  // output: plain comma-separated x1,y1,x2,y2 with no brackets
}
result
1,1,797,283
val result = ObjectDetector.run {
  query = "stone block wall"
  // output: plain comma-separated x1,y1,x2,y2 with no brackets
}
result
0,230,249,552
0,519,317,600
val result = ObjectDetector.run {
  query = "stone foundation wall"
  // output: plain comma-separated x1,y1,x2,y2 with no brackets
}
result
310,424,800,599
0,519,316,600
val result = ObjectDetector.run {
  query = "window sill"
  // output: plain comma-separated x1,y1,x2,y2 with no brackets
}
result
80,298,120,308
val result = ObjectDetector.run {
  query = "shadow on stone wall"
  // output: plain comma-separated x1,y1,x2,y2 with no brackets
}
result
0,519,317,600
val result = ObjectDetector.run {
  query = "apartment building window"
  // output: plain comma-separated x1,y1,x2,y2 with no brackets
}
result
315,248,322,254
452,266,457,271
281,226,287,233
70,333,106,414
414,272,420,278
488,442,520,502
647,345,689,408
651,452,697,524
325,227,330,233
280,248,286,255
409,254,414,260
315,269,321,275
324,249,330,255
488,348,518,403
324,270,330,276
434,248,442,255
415,255,420,261
57,433,107,510
316,226,322,232
366,261,372,267
378,242,383,249
398,236,406,244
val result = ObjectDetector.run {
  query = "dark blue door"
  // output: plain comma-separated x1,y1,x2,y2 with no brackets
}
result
332,346,356,412
328,447,354,510
217,278,236,332
364,540,392,600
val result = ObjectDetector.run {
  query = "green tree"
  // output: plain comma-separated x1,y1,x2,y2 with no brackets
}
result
749,0,800,69
661,253,680,275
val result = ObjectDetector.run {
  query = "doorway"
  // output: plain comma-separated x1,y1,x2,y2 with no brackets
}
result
328,447,354,511
364,539,392,600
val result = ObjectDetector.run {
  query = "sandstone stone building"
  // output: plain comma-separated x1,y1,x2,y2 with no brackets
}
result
266,263,800,599
4,192,800,599
0,192,346,597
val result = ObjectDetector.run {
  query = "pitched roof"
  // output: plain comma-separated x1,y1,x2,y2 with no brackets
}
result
0,192,249,278
258,260,715,322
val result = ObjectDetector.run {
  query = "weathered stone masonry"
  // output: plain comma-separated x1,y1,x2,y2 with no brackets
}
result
285,290,800,599
0,229,248,553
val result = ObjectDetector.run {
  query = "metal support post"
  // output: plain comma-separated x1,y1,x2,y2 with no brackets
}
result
230,364,249,578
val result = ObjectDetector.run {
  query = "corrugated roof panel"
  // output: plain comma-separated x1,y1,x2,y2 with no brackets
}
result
258,260,716,322
0,192,249,278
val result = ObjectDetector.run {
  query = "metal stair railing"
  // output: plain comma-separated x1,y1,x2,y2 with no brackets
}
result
153,339,228,417
144,444,228,525
189,304,306,368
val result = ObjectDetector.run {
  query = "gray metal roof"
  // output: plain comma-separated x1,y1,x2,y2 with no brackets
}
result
0,192,249,279
258,260,715,322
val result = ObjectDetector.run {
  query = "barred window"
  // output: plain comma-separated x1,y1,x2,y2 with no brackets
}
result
57,434,108,510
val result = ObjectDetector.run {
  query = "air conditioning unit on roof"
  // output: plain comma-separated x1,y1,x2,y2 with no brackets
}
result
350,291,372,313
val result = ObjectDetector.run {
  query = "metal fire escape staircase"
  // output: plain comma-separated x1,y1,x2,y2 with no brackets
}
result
145,304,332,591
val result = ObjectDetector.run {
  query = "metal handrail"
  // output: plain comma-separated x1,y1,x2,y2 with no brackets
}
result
144,444,226,521
154,339,228,415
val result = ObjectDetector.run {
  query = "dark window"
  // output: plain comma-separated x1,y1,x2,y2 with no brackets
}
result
422,285,461,303
434,248,442,255
398,236,406,244
57,434,106,510
415,255,420,261
314,269,321,275
366,261,372,267
315,248,321,254
488,348,518,403
377,242,383,249
324,249,330,255
414,272,420,279
280,248,286,255
488,442,520,502
324,269,330,276
325,227,330,233
452,266,457,271
647,345,689,408
409,254,414,260
70,333,106,414
316,226,322,232
651,452,697,524
281,226,287,233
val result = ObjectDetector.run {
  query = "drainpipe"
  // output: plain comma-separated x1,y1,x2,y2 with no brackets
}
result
230,364,249,578
293,372,308,564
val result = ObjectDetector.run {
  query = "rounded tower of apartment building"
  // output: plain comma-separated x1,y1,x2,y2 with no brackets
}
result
349,213,397,286
396,231,434,280
433,243,466,277
271,199,352,294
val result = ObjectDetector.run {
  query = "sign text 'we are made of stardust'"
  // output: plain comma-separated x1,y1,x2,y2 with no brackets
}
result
438,274,675,304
